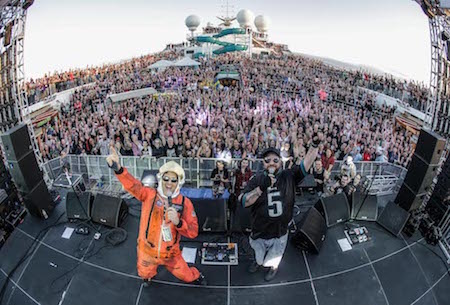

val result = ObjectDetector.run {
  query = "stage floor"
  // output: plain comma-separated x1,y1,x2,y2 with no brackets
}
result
0,190,449,305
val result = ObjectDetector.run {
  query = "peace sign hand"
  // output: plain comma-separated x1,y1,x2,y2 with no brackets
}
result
106,146,122,171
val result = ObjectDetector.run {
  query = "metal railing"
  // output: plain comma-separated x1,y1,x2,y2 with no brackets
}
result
42,155,408,196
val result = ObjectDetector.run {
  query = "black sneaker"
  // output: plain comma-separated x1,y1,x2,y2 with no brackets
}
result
264,267,278,281
193,273,207,286
248,261,261,273
143,279,151,287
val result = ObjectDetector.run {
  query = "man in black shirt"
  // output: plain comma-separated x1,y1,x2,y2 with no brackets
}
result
239,133,321,281
311,159,328,195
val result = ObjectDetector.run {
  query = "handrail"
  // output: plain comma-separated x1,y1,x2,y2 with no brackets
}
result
42,155,408,193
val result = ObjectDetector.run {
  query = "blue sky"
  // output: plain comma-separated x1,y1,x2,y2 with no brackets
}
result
24,0,430,83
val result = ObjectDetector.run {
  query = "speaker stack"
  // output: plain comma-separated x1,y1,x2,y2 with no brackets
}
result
1,124,54,218
395,129,445,212
426,151,450,225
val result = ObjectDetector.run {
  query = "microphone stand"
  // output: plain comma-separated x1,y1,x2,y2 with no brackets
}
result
64,168,98,234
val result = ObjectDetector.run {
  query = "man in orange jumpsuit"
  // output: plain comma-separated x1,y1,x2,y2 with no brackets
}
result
106,147,206,285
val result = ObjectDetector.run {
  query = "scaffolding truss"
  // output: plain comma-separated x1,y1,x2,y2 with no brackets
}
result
0,0,49,186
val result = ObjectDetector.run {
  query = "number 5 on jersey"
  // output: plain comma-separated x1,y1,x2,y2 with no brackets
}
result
267,191,282,217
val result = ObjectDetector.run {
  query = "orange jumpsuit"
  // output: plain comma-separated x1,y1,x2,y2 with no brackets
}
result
116,168,200,282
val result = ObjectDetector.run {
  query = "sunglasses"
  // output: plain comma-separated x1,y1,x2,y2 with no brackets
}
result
162,176,178,183
264,157,280,164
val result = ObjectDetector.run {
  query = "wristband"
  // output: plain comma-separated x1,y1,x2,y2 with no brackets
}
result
108,160,121,172
114,166,124,175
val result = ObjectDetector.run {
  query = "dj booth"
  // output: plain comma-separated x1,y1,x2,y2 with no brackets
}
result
179,188,253,234
180,188,230,233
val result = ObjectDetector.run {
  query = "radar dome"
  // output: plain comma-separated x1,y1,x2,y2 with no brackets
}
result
237,9,254,28
185,15,201,31
254,15,270,32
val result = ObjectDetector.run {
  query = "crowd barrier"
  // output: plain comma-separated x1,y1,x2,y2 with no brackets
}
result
42,155,408,196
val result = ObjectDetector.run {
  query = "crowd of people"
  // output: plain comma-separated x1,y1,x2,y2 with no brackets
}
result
36,51,418,173
27,50,430,285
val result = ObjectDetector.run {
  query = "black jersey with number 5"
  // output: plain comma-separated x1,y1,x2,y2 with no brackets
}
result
242,163,307,239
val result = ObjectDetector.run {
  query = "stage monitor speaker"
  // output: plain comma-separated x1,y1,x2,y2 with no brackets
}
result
351,191,378,221
377,201,410,237
66,191,93,221
414,129,445,165
291,207,327,254
7,151,43,193
315,192,350,227
395,183,427,212
230,200,252,233
403,154,439,194
191,198,227,232
23,180,54,219
91,193,128,227
1,124,33,161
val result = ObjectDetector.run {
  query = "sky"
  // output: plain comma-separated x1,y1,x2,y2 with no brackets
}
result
24,0,430,83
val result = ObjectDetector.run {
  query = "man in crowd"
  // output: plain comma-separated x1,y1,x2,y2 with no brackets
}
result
211,160,230,197
330,174,361,201
239,133,322,281
311,159,329,195
106,147,206,286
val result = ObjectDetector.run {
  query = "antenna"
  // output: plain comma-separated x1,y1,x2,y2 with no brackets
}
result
218,0,236,27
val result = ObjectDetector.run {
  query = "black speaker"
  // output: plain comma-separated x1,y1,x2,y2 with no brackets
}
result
91,193,128,227
377,201,410,236
23,180,54,218
351,191,378,221
66,191,93,221
414,129,445,165
191,198,227,232
430,162,450,201
230,200,252,233
315,192,350,227
395,183,427,212
403,154,439,194
1,124,33,161
7,151,43,193
291,207,327,254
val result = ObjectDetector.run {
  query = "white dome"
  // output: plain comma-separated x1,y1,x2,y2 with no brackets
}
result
185,15,201,31
237,9,254,28
254,15,270,32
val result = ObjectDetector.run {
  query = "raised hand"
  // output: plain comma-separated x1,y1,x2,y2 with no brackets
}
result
106,146,121,171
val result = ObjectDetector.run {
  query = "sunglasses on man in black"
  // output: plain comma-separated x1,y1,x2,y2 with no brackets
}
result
264,157,280,164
